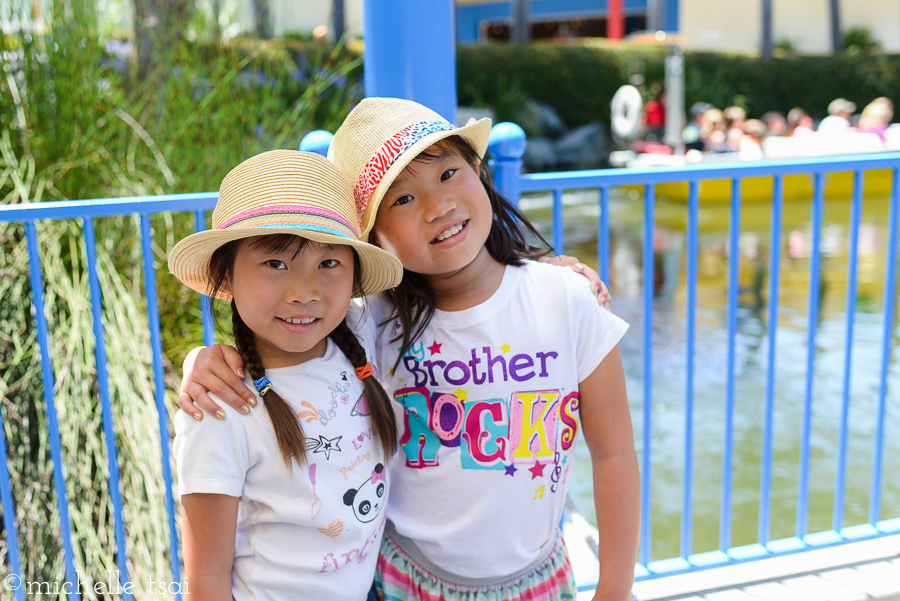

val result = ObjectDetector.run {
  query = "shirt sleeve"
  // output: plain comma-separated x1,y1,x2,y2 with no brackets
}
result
565,271,630,383
173,400,252,497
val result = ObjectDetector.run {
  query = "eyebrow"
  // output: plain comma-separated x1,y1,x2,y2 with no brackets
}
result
386,148,456,192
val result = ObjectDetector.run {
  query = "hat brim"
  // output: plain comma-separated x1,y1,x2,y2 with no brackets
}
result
168,227,403,300
358,117,492,236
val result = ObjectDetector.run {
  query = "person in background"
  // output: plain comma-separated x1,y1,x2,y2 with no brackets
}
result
683,101,713,151
739,119,767,160
642,82,666,142
723,106,746,151
761,111,787,137
786,107,814,136
857,97,894,140
817,98,856,134
703,108,729,152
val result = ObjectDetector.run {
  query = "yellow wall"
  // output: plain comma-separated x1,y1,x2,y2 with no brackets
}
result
680,0,900,54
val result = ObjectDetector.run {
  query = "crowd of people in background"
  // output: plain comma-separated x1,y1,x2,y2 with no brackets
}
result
678,96,895,158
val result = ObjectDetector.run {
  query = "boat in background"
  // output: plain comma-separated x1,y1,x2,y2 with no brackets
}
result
611,128,900,203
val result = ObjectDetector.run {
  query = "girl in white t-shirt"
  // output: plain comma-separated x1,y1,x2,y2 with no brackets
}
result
180,99,638,601
168,150,403,601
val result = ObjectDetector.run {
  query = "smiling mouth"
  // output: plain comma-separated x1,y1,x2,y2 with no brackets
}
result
279,317,317,325
432,220,468,244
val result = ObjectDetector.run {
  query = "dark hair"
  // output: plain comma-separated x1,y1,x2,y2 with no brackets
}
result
371,135,552,370
207,234,397,468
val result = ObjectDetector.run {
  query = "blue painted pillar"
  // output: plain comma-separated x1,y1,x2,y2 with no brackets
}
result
363,0,457,123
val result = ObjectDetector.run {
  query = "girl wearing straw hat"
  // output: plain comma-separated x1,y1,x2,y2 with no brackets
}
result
169,150,403,601
181,99,637,601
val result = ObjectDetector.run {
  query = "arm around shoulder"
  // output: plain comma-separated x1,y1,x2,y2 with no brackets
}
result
578,346,640,601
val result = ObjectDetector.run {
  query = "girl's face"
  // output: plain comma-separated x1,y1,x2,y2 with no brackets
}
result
223,238,355,369
372,141,493,279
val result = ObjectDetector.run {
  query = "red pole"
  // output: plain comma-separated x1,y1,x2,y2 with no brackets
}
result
608,0,624,39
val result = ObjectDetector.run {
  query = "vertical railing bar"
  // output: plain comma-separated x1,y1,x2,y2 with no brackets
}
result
194,210,215,346
640,183,655,567
870,167,899,526
798,171,825,539
835,170,863,532
24,220,80,600
681,179,699,560
0,400,23,601
139,214,182,599
82,218,132,599
760,174,783,546
552,188,564,255
599,185,610,286
721,177,741,553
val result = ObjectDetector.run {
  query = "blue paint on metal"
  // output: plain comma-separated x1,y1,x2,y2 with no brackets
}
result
640,183,655,568
760,175,783,546
488,123,526,207
0,192,217,222
194,210,215,347
598,186,610,285
721,178,741,553
681,179,699,560
0,401,23,601
82,218,132,599
299,130,334,156
871,168,899,525
552,188,564,254
835,170,863,532
139,214,182,599
24,221,80,600
798,172,825,539
363,0,457,121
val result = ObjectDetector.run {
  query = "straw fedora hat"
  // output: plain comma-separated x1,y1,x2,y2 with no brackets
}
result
328,97,491,236
169,150,403,299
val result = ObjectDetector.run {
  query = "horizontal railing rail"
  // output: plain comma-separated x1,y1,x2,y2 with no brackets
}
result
0,130,898,597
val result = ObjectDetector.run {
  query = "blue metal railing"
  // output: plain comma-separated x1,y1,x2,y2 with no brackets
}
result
0,192,218,599
488,126,900,580
0,131,898,594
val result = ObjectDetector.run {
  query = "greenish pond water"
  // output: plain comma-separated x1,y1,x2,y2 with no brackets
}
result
521,187,900,562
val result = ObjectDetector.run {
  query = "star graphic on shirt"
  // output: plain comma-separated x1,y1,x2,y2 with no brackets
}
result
500,343,511,354
529,461,546,479
562,455,568,465
310,435,342,460
504,464,517,476
428,341,442,355
454,387,468,401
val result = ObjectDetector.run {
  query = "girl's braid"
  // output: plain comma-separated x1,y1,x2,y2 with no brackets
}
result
231,301,307,468
329,319,398,460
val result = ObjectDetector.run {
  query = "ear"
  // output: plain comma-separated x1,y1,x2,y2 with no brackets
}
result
343,488,356,506
374,463,384,474
221,273,234,295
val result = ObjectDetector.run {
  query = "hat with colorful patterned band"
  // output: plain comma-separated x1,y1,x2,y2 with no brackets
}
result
328,97,492,236
168,150,403,299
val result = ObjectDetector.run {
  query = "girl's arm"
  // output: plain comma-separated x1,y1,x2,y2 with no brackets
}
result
181,493,239,600
578,345,640,601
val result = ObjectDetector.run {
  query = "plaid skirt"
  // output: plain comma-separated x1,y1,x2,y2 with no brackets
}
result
375,527,576,601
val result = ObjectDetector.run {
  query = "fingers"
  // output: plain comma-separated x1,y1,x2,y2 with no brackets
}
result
178,387,226,421
595,280,612,311
222,345,246,379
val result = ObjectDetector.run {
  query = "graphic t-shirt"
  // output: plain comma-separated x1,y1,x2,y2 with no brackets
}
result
174,324,388,601
372,261,629,578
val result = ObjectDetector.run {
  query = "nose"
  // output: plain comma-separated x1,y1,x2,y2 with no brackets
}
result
423,190,457,223
285,269,320,304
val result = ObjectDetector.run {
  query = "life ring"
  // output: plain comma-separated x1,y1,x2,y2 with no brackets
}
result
611,85,644,140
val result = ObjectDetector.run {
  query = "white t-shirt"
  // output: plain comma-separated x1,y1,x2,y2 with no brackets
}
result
817,114,851,134
174,323,388,601
372,261,629,578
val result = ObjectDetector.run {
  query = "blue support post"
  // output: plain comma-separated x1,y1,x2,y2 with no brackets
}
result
760,175,784,546
299,130,334,156
488,122,527,208
195,210,215,347
640,183,655,568
682,180,699,561
363,0,457,122
598,186,610,285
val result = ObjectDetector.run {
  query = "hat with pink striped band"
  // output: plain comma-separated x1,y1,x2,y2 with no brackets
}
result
328,97,491,236
168,150,403,299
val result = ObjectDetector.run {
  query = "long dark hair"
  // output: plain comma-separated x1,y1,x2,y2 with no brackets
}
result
371,135,553,370
207,234,398,468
